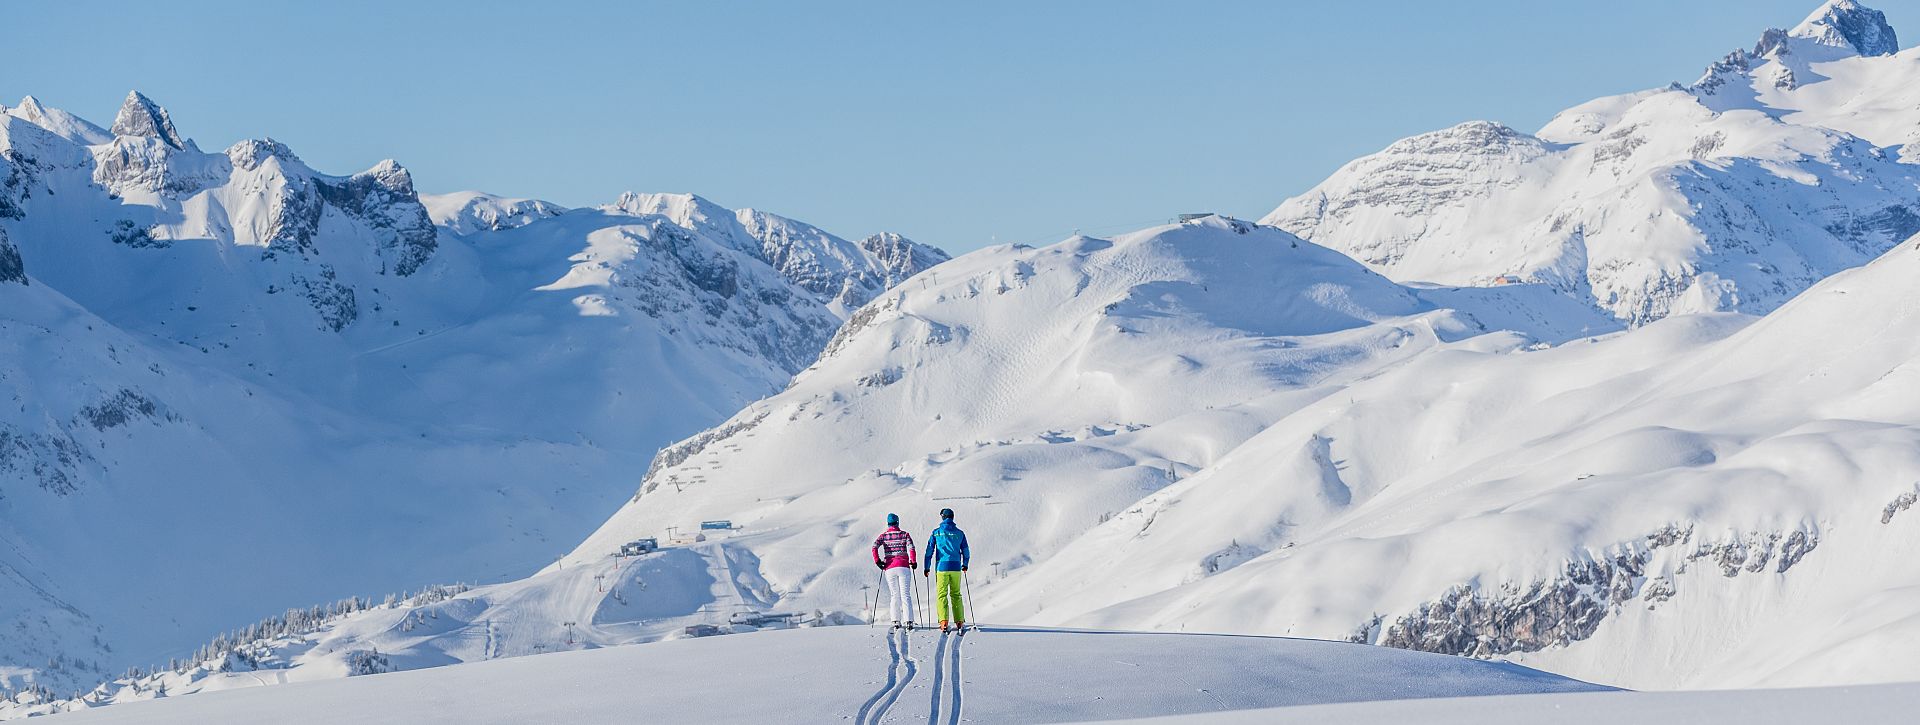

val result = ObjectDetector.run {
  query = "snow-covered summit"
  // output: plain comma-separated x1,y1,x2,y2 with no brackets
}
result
601,191,948,314
1788,0,1897,56
419,190,566,235
1266,1,1920,326
108,91,188,151
2,96,111,146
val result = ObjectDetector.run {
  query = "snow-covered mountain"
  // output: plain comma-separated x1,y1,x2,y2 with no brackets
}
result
80,206,1920,704
0,91,946,696
18,1,1920,716
33,217,1619,710
1264,0,1920,326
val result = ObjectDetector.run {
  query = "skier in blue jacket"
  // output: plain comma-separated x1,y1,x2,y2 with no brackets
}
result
922,508,970,632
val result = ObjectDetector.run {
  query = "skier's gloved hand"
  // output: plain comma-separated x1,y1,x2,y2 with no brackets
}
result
922,569,929,577
875,561,886,570
961,565,968,572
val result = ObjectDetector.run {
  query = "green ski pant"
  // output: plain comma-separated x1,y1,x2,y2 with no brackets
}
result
934,570,965,623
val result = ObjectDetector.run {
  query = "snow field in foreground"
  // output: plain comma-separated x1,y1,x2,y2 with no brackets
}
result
1102,682,1920,725
40,626,1605,724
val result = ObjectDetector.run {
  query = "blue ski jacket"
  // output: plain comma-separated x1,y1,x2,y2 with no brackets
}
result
924,520,970,572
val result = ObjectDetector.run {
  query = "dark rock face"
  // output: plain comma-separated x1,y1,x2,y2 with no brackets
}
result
1828,205,1920,254
0,227,23,285
1754,27,1793,57
0,150,34,220
109,91,188,150
1380,554,1642,658
0,425,88,496
1373,524,1821,658
1806,0,1899,56
292,267,358,332
1691,50,1752,94
859,232,949,287
313,162,438,277
77,389,160,431
108,219,166,249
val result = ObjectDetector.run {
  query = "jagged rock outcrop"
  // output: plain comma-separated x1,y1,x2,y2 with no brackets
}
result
859,232,949,287
1790,0,1897,56
1374,525,1821,658
0,228,23,285
109,91,187,150
607,193,949,314
314,161,438,276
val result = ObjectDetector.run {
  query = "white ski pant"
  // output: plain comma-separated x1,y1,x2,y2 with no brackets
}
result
884,566,916,623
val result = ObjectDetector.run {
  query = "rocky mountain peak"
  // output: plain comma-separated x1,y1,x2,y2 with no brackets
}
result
859,232,949,280
109,91,188,150
226,138,301,171
13,95,48,122
1789,0,1898,56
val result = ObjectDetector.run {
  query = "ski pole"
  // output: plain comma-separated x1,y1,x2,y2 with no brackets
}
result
964,570,977,630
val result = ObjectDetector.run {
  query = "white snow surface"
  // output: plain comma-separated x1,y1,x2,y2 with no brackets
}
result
1105,682,1920,725
1265,2,1920,326
36,625,1608,724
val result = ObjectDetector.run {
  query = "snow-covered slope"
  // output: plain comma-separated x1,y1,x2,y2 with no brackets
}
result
33,625,1609,724
1264,1,1920,326
16,217,1620,711
0,92,948,696
209,217,1920,697
996,235,1920,690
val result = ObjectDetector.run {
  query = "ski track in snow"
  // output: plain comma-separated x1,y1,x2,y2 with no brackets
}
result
926,630,965,725
948,630,965,725
854,629,919,725
877,630,918,724
926,631,949,725
854,629,903,725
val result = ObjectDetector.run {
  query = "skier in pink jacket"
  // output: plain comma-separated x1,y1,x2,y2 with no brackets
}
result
871,513,918,629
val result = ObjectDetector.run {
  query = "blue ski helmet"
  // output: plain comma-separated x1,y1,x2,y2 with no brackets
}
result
886,513,899,526
940,508,955,520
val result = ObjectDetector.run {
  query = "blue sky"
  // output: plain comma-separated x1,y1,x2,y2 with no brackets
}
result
7,1,1913,252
